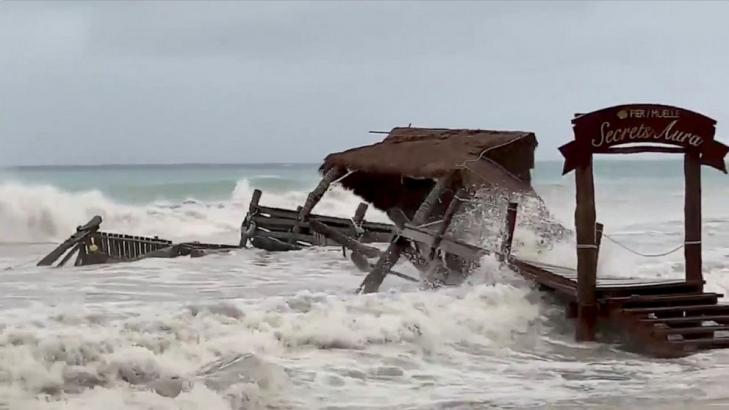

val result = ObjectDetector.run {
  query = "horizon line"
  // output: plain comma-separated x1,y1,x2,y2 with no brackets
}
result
0,157,681,169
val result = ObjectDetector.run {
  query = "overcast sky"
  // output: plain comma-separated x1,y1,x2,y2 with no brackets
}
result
1,1,728,165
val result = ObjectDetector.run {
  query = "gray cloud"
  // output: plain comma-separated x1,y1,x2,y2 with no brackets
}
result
1,1,728,165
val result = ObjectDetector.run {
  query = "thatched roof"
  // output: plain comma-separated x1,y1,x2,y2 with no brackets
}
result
322,127,536,179
320,127,538,217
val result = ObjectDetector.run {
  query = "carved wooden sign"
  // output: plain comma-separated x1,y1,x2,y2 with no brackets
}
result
559,104,728,174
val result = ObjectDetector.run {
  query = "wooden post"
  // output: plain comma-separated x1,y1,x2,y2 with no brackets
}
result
500,202,518,260
290,167,345,242
353,203,368,225
595,222,604,268
37,216,102,266
359,173,457,293
352,202,368,237
684,152,703,289
428,188,466,260
575,160,598,342
240,189,262,247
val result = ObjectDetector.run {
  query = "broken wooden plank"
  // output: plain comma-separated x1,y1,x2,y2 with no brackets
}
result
359,172,457,293
37,216,102,266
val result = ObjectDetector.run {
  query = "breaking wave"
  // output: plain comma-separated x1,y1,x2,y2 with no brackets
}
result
0,180,387,244
0,278,541,409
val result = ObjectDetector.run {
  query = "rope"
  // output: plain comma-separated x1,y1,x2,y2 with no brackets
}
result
601,233,689,257
331,169,355,185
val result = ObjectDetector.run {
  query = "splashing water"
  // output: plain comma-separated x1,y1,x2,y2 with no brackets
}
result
2,161,729,408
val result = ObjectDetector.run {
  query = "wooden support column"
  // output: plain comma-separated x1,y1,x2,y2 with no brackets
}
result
595,222,604,267
240,189,262,247
359,173,457,293
684,152,703,289
290,167,345,243
428,188,466,260
351,203,368,237
500,202,518,260
575,160,598,342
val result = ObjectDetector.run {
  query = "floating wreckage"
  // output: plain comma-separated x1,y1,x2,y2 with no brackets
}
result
37,216,239,267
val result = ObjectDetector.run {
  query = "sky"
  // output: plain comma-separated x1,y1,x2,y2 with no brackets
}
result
1,1,729,166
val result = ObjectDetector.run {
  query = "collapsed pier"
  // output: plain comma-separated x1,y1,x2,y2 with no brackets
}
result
36,104,729,357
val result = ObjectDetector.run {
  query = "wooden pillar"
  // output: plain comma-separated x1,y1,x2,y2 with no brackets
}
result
428,188,466,260
351,203,368,238
290,167,345,243
359,173,457,294
500,202,518,260
684,152,703,288
575,160,598,342
240,189,262,247
595,222,604,267
353,203,368,225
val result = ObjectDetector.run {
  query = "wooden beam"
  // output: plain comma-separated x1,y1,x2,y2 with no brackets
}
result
575,160,598,342
309,220,381,258
37,216,102,266
351,203,368,238
290,167,345,242
359,173,457,293
386,208,410,229
684,152,703,289
57,243,82,267
595,222,604,268
601,146,685,155
500,202,518,260
428,188,466,260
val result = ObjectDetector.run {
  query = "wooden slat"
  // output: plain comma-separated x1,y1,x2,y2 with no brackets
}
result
58,243,82,267
668,337,729,347
255,230,316,244
657,325,729,335
640,315,729,324
604,293,721,305
256,205,393,232
624,304,729,314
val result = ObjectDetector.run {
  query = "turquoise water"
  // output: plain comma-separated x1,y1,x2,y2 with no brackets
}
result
0,163,318,204
1,159,722,204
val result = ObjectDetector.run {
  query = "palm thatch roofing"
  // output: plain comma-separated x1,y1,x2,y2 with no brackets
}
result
320,127,538,217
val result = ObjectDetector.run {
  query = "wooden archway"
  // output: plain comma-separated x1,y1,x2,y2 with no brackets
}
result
559,104,729,341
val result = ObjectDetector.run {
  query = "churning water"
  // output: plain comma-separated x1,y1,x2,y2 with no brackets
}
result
2,161,729,409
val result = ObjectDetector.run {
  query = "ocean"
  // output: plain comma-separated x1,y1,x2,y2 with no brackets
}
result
2,160,729,409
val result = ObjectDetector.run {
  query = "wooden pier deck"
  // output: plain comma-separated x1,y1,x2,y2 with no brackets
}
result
385,221,729,357
513,258,729,357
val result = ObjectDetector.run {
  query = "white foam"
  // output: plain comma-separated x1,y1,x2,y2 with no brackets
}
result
0,179,388,244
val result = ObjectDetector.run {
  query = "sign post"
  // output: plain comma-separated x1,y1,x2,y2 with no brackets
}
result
559,104,727,341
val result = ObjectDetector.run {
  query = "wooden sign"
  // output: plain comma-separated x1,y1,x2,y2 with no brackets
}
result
559,104,728,174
